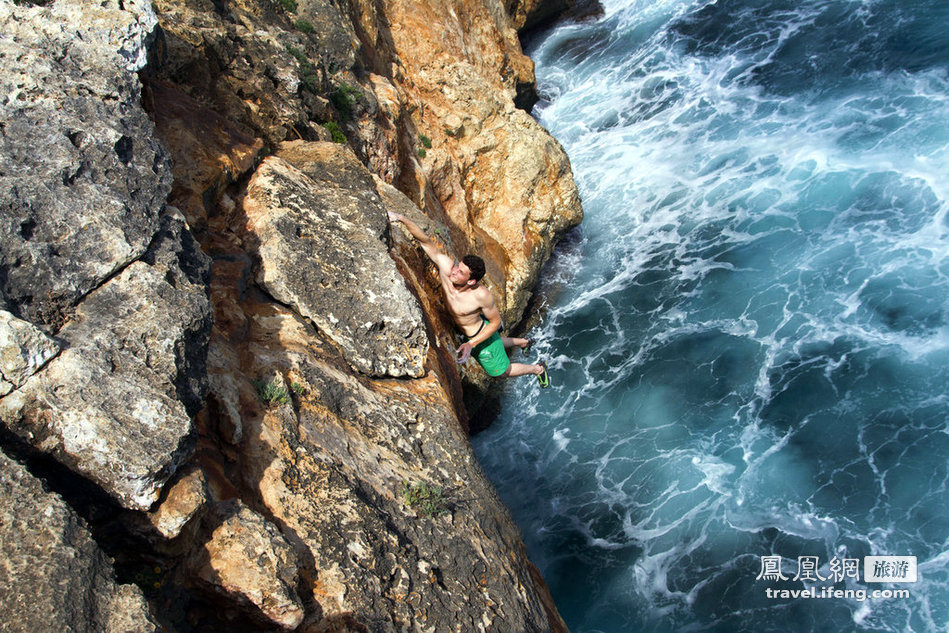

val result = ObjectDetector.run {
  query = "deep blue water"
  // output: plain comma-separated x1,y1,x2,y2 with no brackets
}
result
473,1,949,631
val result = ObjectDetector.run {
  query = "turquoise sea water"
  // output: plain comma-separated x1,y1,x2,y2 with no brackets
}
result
473,1,949,631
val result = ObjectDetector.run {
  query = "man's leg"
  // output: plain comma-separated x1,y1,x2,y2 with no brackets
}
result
501,336,530,350
503,362,545,377
476,333,547,385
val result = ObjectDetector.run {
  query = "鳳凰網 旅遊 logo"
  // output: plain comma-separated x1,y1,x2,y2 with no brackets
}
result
756,554,917,584
755,555,916,602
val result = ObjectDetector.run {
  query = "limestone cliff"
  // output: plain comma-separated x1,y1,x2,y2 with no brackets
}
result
0,0,582,630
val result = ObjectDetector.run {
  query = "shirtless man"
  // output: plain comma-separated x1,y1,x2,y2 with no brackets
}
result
388,211,549,387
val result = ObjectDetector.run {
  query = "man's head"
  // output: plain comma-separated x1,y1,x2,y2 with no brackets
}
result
449,254,486,287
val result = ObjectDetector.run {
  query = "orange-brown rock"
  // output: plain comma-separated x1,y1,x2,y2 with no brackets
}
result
146,79,264,233
349,0,584,325
190,500,305,630
149,0,583,328
142,465,210,540
506,0,570,32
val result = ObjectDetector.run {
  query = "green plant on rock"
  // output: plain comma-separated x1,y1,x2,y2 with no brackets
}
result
287,45,307,63
294,19,314,33
419,133,432,149
322,121,346,143
253,378,290,407
300,73,319,93
401,481,450,518
279,0,297,12
286,46,320,93
417,147,427,159
330,83,360,120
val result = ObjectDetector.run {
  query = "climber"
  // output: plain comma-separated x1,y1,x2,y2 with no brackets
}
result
387,211,550,387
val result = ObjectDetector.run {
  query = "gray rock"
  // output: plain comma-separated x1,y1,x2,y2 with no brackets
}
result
243,142,428,378
0,213,211,511
141,210,213,417
208,372,245,446
0,0,171,331
151,0,357,146
0,310,60,396
0,448,157,633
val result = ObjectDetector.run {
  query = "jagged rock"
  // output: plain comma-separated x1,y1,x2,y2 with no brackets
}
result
205,249,255,447
207,357,245,446
0,0,214,510
0,213,211,511
507,0,572,32
143,465,210,540
348,0,584,326
0,0,171,331
243,142,428,378
190,500,304,630
0,449,157,633
0,310,60,396
151,0,357,146
233,298,559,632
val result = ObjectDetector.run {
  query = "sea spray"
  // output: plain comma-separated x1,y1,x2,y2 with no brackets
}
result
474,0,949,631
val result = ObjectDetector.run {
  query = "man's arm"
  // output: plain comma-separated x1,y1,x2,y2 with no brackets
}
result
387,211,452,273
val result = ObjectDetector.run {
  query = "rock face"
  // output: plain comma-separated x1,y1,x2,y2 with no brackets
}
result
507,0,571,32
0,0,170,331
0,449,157,633
0,310,60,396
148,0,583,326
243,142,429,378
235,293,555,632
0,0,212,511
136,464,210,540
0,213,211,510
150,0,356,146
146,79,265,233
348,0,584,325
0,0,582,630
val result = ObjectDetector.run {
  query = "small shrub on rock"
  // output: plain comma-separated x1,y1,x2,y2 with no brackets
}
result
253,378,290,407
294,19,314,33
322,121,346,143
401,481,450,518
330,83,360,120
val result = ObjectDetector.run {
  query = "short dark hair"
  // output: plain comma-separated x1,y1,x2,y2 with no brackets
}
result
462,255,486,282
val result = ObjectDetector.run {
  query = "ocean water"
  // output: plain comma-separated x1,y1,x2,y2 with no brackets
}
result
472,1,949,631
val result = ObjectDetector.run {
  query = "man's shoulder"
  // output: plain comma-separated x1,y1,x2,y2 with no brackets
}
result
472,284,496,306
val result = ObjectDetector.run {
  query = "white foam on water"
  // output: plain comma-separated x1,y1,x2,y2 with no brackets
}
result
476,0,949,630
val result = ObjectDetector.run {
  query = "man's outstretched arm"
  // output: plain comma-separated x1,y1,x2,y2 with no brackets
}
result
387,211,452,272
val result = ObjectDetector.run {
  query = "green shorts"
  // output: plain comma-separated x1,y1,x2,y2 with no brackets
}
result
471,330,510,377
